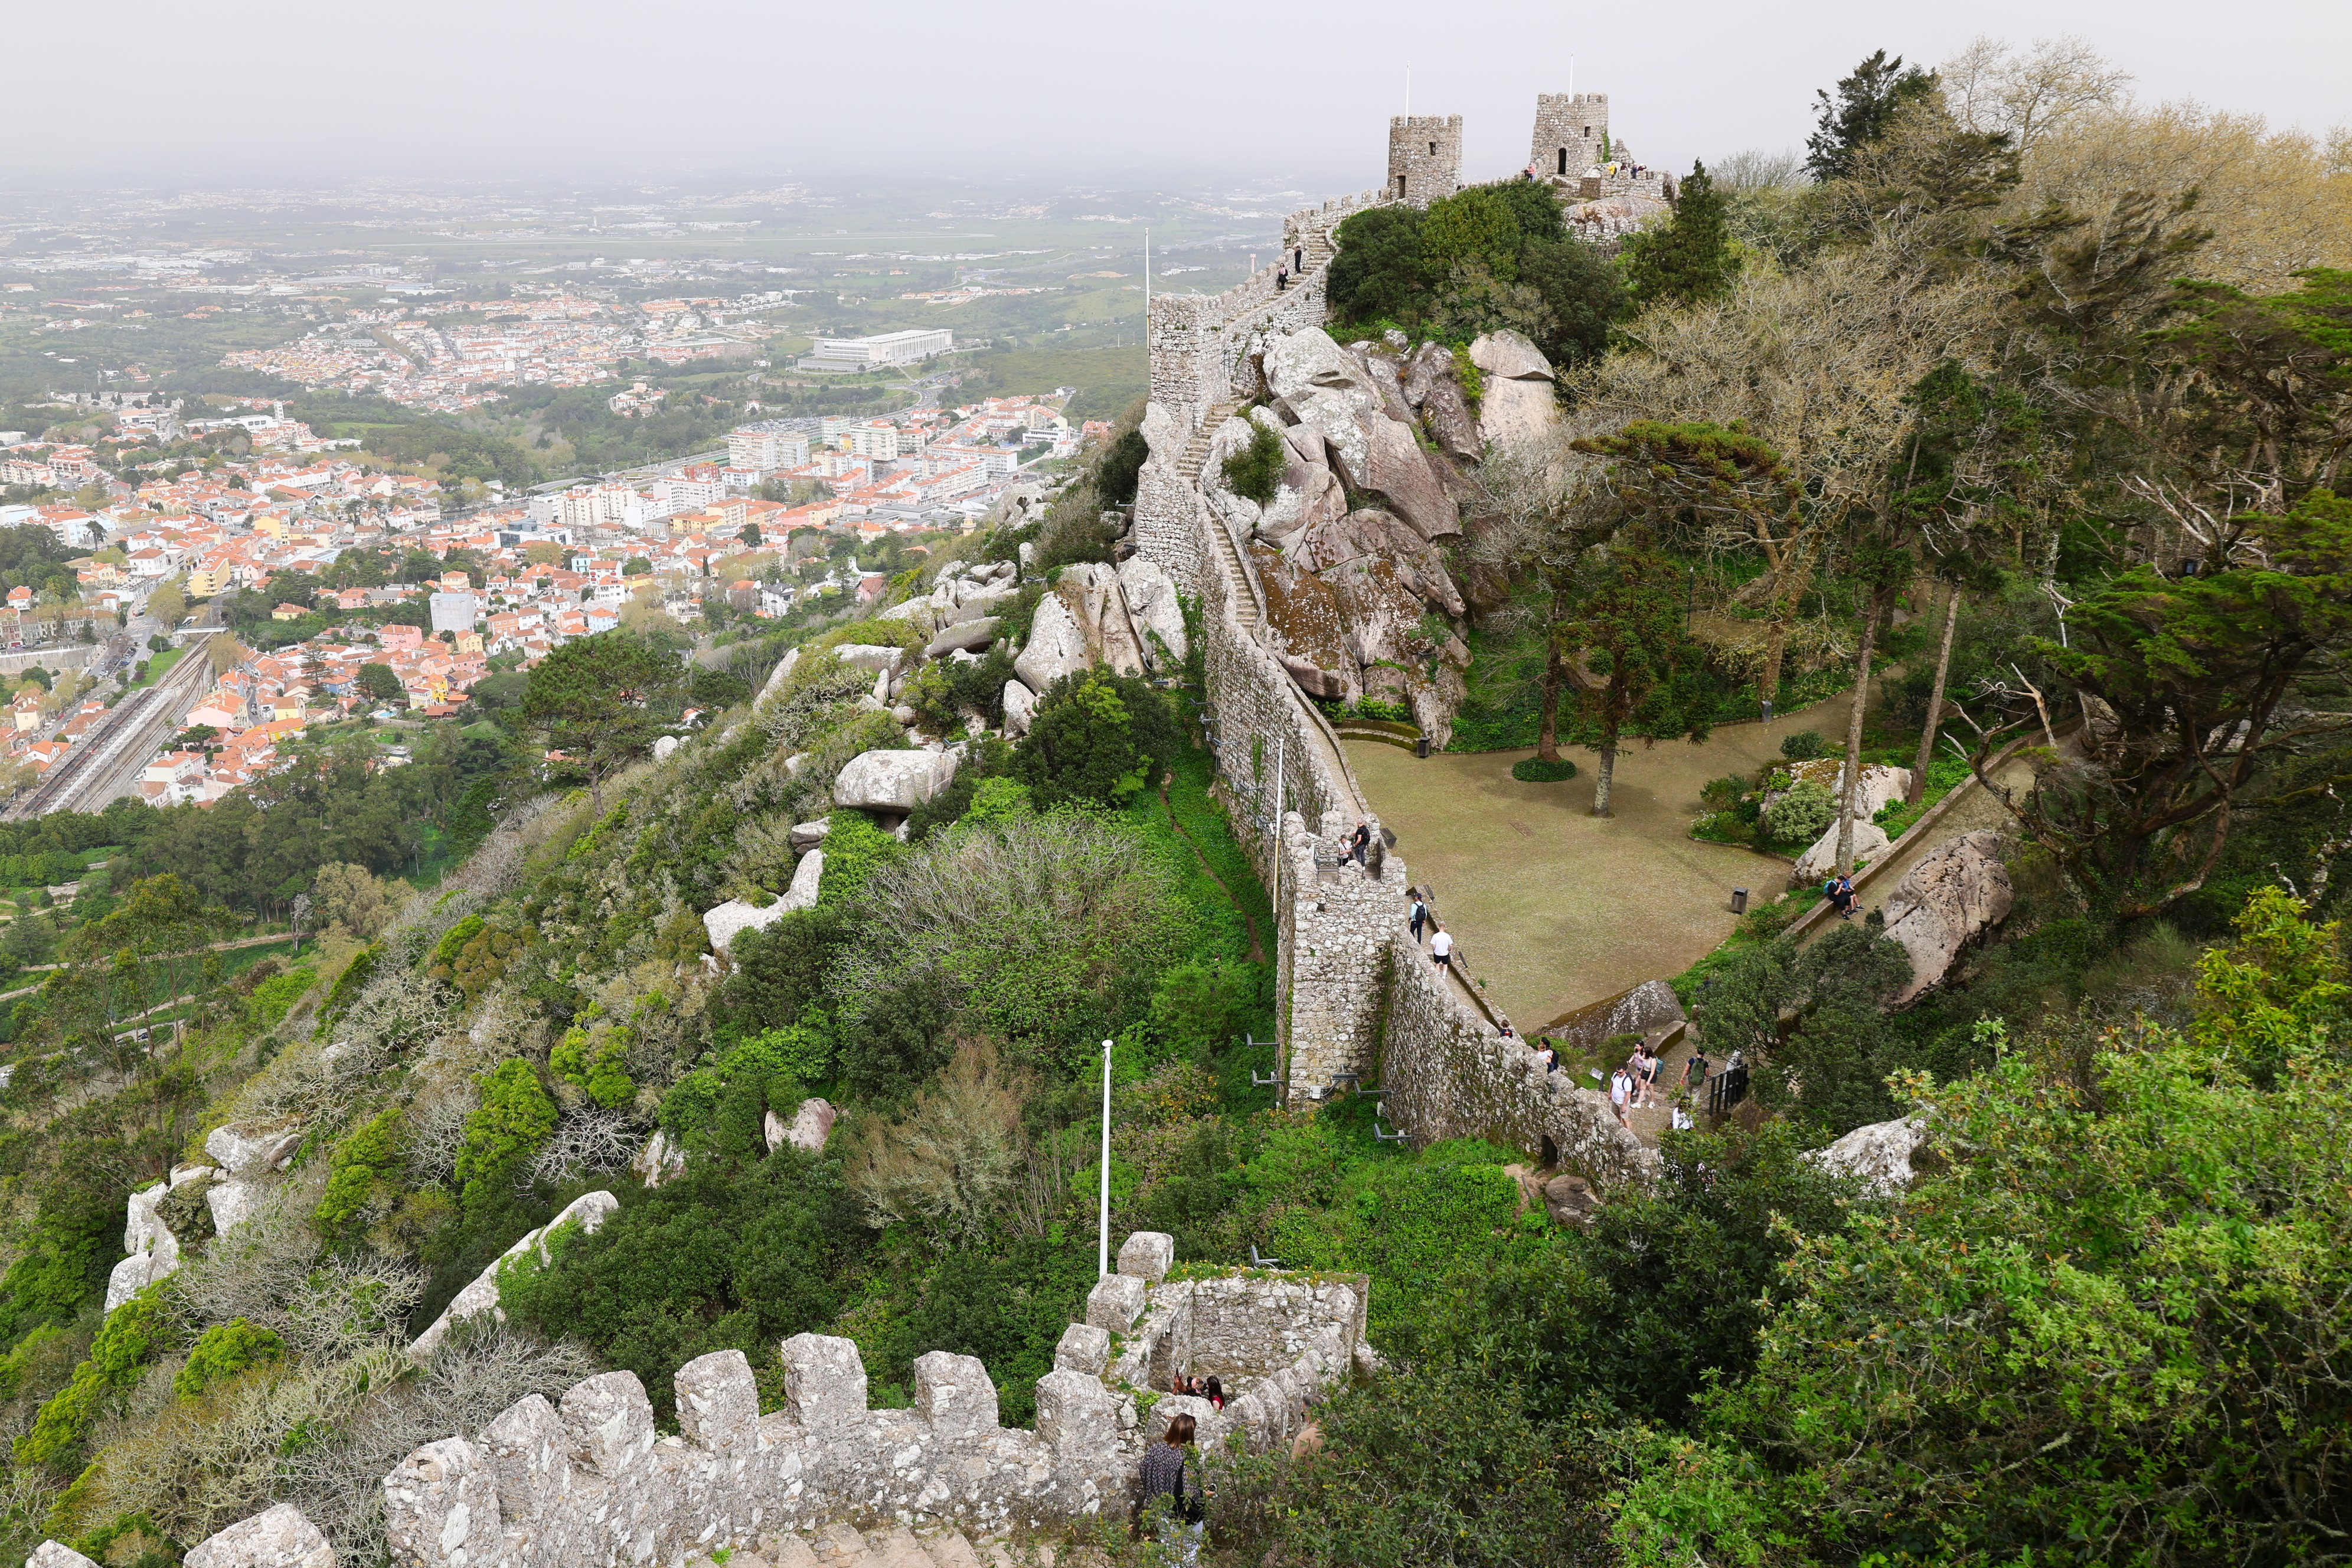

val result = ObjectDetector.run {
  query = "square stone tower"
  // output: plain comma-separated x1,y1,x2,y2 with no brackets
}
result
1531,93,1610,178
1387,115,1464,207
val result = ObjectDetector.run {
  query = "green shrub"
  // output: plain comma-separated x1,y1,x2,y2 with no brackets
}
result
1779,729,1826,760
1510,757,1577,783
1219,422,1287,506
319,945,377,1023
1761,779,1835,845
1700,775,1749,811
662,1025,832,1159
314,1108,403,1237
455,1060,558,1211
171,1318,282,1400
245,966,316,1032
813,811,901,907
1014,669,1178,811
551,1023,636,1109
1096,427,1148,509
498,1155,848,1426
16,1287,172,1469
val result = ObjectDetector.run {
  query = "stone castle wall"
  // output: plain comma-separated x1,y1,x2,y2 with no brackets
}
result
1129,129,1661,1178
35,1238,1363,1568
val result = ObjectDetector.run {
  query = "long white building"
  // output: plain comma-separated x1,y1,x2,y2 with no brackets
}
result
796,328,953,374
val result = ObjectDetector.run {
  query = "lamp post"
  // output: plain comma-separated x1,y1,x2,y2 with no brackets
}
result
1097,1037,1113,1278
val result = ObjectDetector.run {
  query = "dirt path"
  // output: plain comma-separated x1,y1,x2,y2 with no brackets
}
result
1345,688,1864,1031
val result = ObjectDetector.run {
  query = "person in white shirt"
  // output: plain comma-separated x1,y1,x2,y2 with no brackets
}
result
1609,1067,1633,1125
1429,925,1454,969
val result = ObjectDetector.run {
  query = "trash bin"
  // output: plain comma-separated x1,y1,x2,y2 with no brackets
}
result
1415,736,1430,759
1731,887,1749,914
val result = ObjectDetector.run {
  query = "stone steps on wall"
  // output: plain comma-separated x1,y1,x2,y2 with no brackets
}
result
1176,401,1262,633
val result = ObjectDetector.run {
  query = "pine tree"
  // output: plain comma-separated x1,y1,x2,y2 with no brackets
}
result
1622,162,1737,312
1805,50,1940,181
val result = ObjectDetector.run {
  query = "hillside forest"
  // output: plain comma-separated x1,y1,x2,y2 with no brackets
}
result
0,35,2346,1568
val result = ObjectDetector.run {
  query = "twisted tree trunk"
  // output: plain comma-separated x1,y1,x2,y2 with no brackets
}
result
1907,584,1962,805
1834,597,1884,878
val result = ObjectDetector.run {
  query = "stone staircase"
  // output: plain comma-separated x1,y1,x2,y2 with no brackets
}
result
693,1524,1103,1568
1177,401,1259,633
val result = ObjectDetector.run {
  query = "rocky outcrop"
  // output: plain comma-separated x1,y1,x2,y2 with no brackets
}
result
1809,1115,1929,1194
765,1096,837,1155
1264,328,1459,541
1000,679,1037,736
1116,555,1187,669
1469,330,1560,453
182,1505,336,1568
832,749,958,814
1880,830,2013,1004
1401,342,1481,462
922,616,998,659
1011,591,1088,692
409,1190,619,1360
1794,819,1893,884
829,643,907,677
702,850,823,955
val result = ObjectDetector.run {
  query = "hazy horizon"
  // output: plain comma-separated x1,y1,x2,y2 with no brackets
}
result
3,0,2344,192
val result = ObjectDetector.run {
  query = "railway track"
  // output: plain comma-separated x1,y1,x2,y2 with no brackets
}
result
4,636,219,822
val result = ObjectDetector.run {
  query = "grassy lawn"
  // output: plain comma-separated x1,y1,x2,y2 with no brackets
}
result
128,645,186,690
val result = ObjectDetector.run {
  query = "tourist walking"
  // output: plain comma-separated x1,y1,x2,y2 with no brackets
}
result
1609,1065,1634,1126
1634,1041,1660,1107
1429,924,1454,970
1140,1413,1206,1564
1293,244,1304,273
1350,821,1371,865
1681,1045,1711,1102
1275,264,1289,293
1408,890,1429,943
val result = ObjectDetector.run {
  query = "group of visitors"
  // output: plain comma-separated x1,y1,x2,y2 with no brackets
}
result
1167,1371,1227,1410
1607,1038,1665,1123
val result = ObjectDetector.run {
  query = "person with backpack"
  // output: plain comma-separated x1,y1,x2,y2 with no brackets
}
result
1140,1412,1206,1563
1825,873,1857,920
1407,890,1429,943
1681,1045,1712,1103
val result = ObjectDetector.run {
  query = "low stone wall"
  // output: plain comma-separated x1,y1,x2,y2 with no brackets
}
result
1378,929,1657,1190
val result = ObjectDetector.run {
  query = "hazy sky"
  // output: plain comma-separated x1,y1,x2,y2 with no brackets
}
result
5,0,2345,189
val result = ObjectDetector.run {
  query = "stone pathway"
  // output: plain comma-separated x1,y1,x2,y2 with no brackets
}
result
1347,687,1866,1031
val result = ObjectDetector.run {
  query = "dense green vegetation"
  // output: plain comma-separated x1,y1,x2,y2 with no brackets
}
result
1327,178,1624,374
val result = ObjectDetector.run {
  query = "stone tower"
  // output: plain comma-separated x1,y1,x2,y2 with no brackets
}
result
1530,93,1611,178
1386,115,1463,207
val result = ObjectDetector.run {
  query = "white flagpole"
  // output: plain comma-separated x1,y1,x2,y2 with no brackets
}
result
1097,1038,1113,1278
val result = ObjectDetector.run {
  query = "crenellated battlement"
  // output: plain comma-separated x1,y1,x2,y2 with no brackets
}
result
35,1236,1365,1568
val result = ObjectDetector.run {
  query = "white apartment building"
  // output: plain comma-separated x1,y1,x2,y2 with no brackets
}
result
652,474,723,518
557,484,644,530
727,426,811,473
844,423,901,461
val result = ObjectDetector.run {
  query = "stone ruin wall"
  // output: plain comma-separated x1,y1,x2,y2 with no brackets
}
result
34,1237,1366,1568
